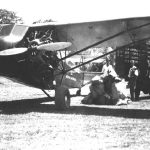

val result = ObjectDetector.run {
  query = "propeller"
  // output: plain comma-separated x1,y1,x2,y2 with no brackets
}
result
0,47,28,56
0,42,72,56
37,42,72,51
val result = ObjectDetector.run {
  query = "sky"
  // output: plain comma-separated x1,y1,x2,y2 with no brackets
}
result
1,0,150,24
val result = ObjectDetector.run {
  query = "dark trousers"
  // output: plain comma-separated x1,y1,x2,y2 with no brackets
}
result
135,76,150,99
129,77,137,101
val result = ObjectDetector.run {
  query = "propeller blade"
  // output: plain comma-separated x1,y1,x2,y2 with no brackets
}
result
37,42,72,51
0,48,28,56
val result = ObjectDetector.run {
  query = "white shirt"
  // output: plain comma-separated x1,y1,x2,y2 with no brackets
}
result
102,64,118,77
128,66,139,78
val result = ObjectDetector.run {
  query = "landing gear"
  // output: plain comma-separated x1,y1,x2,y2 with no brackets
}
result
55,86,70,110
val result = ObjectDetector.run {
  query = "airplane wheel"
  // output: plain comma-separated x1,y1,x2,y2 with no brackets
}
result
55,86,70,110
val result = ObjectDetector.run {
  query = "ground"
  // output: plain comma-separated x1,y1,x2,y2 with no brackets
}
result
0,76,150,150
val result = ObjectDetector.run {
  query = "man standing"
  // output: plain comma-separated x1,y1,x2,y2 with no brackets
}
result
128,60,139,101
101,57,120,104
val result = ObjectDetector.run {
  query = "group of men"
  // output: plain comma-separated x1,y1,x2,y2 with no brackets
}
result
82,48,150,105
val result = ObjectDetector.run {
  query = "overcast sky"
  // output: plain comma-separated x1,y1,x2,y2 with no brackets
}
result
1,0,150,24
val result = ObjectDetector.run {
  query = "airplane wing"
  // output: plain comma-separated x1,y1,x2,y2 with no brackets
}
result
1,17,150,53
27,17,150,56
53,17,150,51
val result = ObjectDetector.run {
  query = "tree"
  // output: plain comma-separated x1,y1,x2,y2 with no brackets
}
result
0,9,23,24
33,19,54,24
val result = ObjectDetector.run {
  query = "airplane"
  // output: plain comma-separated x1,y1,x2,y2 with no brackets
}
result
0,16,150,110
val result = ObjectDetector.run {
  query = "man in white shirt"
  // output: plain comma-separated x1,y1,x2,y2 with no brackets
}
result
101,57,118,78
128,60,139,101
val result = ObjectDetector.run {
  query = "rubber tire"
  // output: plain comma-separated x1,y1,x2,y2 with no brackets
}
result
55,86,70,110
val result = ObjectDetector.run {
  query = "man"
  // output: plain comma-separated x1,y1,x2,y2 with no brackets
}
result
101,56,119,95
146,59,150,78
128,60,139,101
101,56,118,78
135,59,150,100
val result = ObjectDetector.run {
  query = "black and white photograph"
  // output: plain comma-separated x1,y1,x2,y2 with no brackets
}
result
0,0,150,149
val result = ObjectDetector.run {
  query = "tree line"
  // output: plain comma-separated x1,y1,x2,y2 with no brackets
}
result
0,9,53,24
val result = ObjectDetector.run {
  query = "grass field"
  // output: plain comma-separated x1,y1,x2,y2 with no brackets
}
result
0,77,150,150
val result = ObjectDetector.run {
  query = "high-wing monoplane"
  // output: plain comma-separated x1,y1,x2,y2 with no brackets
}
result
0,16,150,110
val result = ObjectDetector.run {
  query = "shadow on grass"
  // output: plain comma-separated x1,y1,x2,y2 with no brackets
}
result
0,96,150,119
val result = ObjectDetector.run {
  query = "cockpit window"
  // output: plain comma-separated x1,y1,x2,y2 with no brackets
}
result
0,24,14,36
12,25,28,36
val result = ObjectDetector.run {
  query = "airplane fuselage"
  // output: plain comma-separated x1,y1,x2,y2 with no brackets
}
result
0,51,46,88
